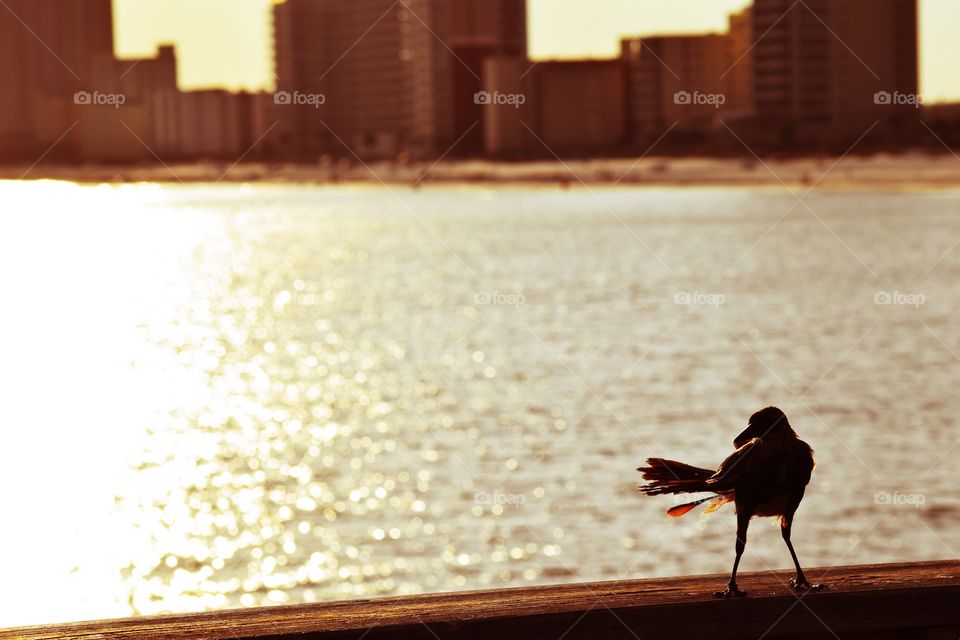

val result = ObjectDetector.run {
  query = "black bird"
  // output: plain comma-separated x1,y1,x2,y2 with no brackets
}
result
636,406,823,597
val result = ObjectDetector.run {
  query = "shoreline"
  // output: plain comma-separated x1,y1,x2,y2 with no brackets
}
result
2,154,959,190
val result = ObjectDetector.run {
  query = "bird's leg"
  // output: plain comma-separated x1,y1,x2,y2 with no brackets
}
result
715,511,750,598
781,516,824,591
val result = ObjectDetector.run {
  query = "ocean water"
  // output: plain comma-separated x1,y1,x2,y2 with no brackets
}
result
0,180,958,627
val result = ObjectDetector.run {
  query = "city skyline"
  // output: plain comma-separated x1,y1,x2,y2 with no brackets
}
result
111,0,960,102
0,0,932,162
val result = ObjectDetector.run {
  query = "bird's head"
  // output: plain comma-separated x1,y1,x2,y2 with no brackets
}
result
734,406,794,447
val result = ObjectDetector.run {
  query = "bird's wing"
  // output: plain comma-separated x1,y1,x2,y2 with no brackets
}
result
790,439,816,487
704,437,764,491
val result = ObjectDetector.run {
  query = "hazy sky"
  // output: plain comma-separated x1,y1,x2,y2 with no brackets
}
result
113,0,960,102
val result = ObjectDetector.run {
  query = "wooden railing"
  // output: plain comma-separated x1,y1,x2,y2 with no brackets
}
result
2,560,958,640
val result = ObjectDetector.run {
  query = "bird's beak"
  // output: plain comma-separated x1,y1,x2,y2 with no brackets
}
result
733,425,756,448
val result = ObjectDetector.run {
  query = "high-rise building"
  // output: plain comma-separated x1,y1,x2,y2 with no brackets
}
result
433,0,528,153
272,0,527,158
338,0,415,156
726,7,754,115
0,0,114,159
531,59,627,154
481,57,626,157
79,45,179,162
752,0,918,145
150,89,255,160
273,0,343,156
0,4,35,157
480,55,528,156
621,34,732,143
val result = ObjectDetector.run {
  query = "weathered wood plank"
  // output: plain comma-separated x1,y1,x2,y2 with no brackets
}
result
2,561,958,640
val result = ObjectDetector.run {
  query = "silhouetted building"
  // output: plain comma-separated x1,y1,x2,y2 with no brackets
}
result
482,58,625,157
0,0,928,163
480,55,529,156
620,7,758,148
725,8,754,116
117,46,179,105
151,90,256,160
622,34,732,143
0,8,34,157
922,103,960,149
78,45,179,161
272,0,526,158
530,60,626,155
752,0,918,146
335,0,413,157
273,0,340,155
441,0,528,154
0,0,114,159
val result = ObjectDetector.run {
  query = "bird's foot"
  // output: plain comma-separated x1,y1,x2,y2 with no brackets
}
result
714,582,748,598
789,577,825,592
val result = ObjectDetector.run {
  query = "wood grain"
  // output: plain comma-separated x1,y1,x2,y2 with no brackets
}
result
2,560,958,640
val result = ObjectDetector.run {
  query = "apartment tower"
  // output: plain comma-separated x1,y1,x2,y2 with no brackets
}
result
272,0,527,158
752,0,918,145
0,0,114,159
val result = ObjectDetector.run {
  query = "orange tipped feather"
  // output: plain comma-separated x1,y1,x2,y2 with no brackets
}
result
667,502,700,517
666,496,715,517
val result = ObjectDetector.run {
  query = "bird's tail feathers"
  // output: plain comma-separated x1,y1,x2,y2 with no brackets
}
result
636,457,715,496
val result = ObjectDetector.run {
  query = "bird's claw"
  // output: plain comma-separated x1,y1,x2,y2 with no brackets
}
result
714,583,748,598
789,578,825,592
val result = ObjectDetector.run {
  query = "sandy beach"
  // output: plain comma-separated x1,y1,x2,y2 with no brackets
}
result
3,153,959,189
